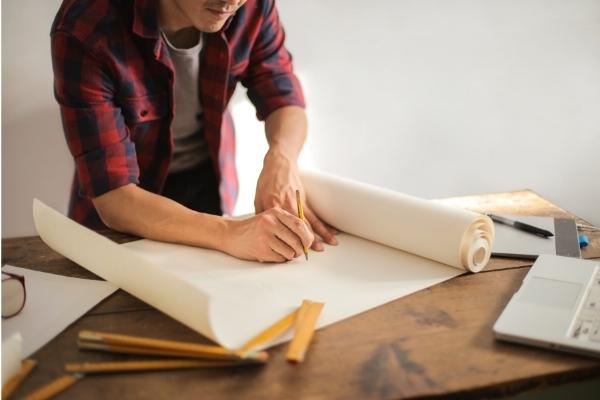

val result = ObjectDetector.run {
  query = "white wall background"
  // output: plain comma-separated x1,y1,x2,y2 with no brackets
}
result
2,0,599,238
2,0,72,237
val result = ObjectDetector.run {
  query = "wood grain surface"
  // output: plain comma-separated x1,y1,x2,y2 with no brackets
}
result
2,190,599,399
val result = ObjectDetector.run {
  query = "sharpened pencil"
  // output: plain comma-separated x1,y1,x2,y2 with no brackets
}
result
295,190,309,260
77,330,267,362
65,359,257,374
77,341,267,363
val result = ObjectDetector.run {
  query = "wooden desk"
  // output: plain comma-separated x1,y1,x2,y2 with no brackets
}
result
3,190,600,399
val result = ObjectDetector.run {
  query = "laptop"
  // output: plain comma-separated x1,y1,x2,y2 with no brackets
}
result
493,255,600,358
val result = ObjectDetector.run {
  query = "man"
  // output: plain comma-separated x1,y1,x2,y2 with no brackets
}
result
51,0,337,262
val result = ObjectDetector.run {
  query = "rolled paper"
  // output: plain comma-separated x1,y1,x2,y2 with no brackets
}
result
301,170,494,272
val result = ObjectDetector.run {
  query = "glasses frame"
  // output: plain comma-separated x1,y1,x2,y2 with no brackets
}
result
2,271,27,318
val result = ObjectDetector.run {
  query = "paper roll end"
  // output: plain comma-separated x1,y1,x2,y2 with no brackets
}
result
467,244,491,273
463,215,494,273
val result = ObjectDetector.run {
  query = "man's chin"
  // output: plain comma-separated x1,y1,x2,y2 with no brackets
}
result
196,21,228,33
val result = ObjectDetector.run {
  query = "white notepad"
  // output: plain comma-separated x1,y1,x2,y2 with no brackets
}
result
492,215,581,259
1,265,117,357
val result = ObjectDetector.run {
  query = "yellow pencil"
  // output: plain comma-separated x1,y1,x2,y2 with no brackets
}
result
77,330,268,362
295,190,309,260
2,359,37,399
237,306,299,356
22,374,82,400
64,359,255,374
286,300,324,362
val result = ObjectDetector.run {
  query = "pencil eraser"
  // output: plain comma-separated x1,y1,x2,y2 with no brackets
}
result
578,235,589,248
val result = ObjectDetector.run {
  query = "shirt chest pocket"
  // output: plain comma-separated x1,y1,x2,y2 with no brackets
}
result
119,92,169,125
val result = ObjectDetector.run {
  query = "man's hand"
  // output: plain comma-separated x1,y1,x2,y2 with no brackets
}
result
93,183,314,264
254,149,338,251
223,207,314,262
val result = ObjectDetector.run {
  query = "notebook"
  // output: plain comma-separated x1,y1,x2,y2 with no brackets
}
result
491,215,581,259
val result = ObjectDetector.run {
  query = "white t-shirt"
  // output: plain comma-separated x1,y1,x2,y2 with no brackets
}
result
162,31,209,174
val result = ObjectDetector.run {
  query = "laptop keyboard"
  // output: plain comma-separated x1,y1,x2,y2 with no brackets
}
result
570,267,600,342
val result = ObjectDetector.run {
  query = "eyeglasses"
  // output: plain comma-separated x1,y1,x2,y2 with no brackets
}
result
2,271,26,318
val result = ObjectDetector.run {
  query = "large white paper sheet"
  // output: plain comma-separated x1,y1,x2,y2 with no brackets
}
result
1,265,117,357
122,234,462,349
33,170,494,349
33,202,216,341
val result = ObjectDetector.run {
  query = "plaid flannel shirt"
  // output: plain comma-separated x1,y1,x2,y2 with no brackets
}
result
51,0,305,227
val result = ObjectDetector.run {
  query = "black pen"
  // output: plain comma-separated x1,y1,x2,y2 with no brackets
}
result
488,214,554,238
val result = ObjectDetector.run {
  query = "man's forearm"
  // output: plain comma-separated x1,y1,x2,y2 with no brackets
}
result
256,104,337,248
92,183,227,250
264,105,307,162
92,182,314,263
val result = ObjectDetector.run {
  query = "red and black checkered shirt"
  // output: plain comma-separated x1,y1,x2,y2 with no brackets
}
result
51,0,305,228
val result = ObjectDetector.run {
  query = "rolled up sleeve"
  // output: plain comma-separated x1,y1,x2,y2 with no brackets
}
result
241,0,305,121
51,31,139,198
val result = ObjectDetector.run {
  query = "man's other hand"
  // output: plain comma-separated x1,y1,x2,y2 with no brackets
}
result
254,150,338,251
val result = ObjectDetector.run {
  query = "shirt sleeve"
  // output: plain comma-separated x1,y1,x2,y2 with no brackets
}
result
241,0,306,121
51,31,140,198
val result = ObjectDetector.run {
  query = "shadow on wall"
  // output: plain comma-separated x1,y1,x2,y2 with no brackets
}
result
2,106,73,238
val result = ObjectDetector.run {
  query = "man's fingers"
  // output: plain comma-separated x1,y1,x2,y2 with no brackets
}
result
273,224,305,258
275,209,314,252
254,192,338,257
302,218,325,251
327,224,340,235
268,236,296,262
256,246,288,263
304,207,338,246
